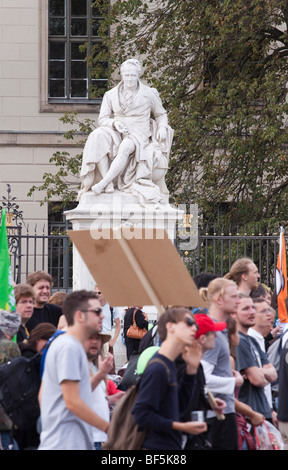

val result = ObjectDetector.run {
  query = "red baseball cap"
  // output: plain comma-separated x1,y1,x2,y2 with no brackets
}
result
195,314,227,339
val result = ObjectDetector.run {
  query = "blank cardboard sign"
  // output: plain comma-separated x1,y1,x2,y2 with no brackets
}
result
68,227,207,313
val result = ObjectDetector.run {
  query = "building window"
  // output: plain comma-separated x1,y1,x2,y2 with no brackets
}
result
48,0,108,105
48,202,75,291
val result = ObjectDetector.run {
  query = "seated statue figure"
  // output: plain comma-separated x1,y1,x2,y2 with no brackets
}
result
78,59,174,205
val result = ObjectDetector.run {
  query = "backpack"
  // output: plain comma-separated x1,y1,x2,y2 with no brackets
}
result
117,351,141,391
0,331,64,430
117,323,161,392
0,354,41,430
102,357,171,450
138,323,160,353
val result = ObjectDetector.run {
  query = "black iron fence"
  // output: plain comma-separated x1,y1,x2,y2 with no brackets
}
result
7,225,283,292
8,228,73,293
183,230,281,288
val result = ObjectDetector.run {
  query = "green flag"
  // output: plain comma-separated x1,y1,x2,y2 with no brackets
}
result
0,209,16,311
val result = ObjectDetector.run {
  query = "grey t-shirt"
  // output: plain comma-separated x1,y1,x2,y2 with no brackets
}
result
235,332,271,419
39,334,94,450
202,329,235,414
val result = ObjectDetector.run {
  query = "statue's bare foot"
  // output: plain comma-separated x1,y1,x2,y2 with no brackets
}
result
92,181,105,195
104,182,114,193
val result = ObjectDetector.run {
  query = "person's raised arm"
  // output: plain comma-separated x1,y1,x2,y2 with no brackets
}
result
90,353,114,391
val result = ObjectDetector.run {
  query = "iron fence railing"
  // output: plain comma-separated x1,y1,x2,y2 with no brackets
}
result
182,231,282,288
6,225,285,292
8,231,73,293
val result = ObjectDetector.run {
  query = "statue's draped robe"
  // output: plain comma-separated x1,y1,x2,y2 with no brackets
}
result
79,81,173,205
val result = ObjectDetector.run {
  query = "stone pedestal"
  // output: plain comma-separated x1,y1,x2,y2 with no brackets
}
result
64,190,183,294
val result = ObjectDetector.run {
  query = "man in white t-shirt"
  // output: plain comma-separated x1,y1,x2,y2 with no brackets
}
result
38,290,110,450
85,332,124,449
94,286,121,359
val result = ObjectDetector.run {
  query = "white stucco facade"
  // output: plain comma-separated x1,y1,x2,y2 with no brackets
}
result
0,0,98,230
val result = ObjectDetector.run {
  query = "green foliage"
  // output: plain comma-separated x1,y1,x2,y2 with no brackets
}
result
27,113,96,205
105,0,288,229
30,0,288,232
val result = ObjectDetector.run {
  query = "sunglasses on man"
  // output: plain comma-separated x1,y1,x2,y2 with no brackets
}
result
82,308,102,316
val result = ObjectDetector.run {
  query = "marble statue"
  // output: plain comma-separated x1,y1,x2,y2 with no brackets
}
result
78,59,174,205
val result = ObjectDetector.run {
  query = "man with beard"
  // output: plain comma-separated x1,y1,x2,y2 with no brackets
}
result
224,258,260,296
233,294,277,422
199,278,243,450
84,332,124,449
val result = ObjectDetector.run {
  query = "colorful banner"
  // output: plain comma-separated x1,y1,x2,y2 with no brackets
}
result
276,227,288,323
0,209,16,312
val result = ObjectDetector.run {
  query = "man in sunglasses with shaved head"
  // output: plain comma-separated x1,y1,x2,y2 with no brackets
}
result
38,290,110,450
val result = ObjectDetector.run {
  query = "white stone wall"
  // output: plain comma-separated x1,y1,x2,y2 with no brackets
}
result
0,0,98,228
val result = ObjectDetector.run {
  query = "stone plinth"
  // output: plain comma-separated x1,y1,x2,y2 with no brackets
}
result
64,190,183,293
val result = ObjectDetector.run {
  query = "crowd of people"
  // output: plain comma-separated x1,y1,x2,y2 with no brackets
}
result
0,258,287,451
